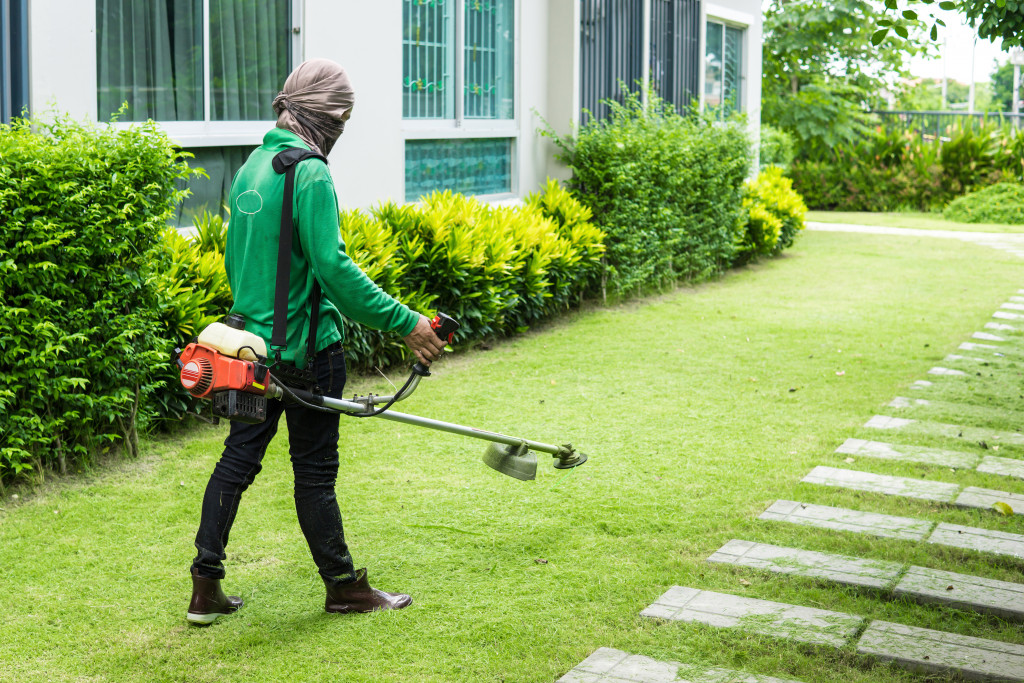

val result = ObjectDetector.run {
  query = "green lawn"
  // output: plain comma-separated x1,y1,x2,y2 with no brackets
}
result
3,230,1024,682
807,210,1024,233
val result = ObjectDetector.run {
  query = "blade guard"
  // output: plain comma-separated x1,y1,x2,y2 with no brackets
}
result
178,343,269,399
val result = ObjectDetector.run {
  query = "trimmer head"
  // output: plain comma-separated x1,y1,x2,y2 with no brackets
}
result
482,443,537,481
553,450,588,469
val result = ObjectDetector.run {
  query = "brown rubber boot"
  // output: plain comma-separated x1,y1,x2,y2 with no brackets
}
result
324,568,412,614
186,568,243,625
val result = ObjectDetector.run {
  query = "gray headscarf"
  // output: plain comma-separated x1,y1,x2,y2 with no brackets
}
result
272,59,355,157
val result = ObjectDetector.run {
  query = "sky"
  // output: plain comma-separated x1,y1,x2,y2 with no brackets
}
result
907,7,1008,84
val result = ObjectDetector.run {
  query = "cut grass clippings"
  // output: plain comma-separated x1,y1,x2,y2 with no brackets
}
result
2,230,1024,682
807,210,1024,234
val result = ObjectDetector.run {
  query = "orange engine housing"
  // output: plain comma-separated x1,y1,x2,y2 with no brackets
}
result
178,343,268,399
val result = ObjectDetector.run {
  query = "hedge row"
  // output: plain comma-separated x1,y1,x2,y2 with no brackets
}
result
1,104,803,484
790,122,1024,212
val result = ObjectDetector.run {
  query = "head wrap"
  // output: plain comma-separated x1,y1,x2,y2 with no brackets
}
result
272,59,355,157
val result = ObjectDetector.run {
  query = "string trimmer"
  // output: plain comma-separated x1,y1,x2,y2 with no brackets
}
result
174,313,588,481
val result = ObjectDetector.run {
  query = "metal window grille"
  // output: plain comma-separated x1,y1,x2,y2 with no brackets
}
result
649,0,700,112
464,0,514,119
403,0,456,119
579,0,644,123
405,138,512,201
723,25,742,112
0,0,28,123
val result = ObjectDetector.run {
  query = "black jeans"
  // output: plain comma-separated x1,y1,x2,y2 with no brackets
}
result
191,343,356,586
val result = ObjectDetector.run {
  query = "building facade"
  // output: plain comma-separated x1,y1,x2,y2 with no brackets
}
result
17,0,761,220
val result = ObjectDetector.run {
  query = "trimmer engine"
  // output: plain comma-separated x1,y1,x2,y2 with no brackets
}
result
177,343,270,423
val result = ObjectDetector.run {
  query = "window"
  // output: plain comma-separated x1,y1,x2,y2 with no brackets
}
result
704,19,743,117
0,0,28,124
579,0,644,123
174,145,254,228
96,0,293,123
402,0,516,200
649,0,701,113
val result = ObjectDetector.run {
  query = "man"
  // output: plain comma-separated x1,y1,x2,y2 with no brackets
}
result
186,59,445,625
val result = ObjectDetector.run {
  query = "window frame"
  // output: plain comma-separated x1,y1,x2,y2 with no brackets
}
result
701,4,750,117
402,0,520,201
107,0,303,147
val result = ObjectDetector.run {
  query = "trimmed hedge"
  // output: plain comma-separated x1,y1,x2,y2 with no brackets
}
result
0,116,192,480
551,89,752,296
944,183,1024,225
789,122,1023,212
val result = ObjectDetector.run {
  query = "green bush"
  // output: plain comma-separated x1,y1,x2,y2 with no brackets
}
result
338,185,605,372
551,89,752,297
759,125,796,170
789,121,1021,212
0,116,192,482
735,167,807,264
944,183,1024,225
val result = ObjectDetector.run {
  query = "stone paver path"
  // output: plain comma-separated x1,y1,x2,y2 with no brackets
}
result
707,540,1024,621
802,465,959,502
978,455,1024,479
557,649,805,683
929,523,1024,559
835,438,980,469
857,621,1024,682
641,587,864,647
863,415,1024,447
759,500,931,540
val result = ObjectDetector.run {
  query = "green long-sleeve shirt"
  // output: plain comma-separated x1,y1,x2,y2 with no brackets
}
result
225,128,418,367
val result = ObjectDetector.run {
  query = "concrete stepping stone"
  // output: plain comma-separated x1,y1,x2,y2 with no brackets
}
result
927,366,967,376
864,415,1024,447
960,342,1002,353
973,332,1007,342
888,396,931,408
802,466,959,502
760,500,933,541
557,649,805,683
978,456,1024,479
894,566,1024,622
911,380,933,390
928,523,1024,559
985,322,1018,332
640,586,864,647
955,487,1024,515
836,438,980,469
707,540,902,589
993,310,1024,321
1010,296,1024,303
944,354,990,363
1001,303,1024,311
857,620,1024,682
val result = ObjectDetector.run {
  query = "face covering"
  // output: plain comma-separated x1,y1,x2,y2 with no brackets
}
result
272,59,355,157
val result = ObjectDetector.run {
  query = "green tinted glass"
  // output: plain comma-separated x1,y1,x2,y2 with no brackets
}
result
464,0,514,119
405,138,512,200
403,0,456,119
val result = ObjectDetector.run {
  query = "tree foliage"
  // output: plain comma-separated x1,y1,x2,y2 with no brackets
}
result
878,1,1024,49
763,0,930,156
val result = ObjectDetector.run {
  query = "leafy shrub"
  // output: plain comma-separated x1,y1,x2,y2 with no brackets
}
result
0,116,192,482
551,89,752,297
759,125,796,169
337,182,604,373
944,183,1024,225
735,167,808,264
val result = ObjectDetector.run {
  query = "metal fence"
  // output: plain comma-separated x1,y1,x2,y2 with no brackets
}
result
579,0,644,123
650,0,700,112
874,110,1024,140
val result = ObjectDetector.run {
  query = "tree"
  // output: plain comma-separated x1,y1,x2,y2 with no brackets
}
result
991,59,1016,112
762,0,931,155
877,1,1024,49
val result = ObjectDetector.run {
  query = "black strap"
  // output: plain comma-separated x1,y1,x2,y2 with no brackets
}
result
270,148,328,364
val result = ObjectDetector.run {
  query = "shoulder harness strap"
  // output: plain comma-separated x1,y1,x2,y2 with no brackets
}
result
270,148,329,368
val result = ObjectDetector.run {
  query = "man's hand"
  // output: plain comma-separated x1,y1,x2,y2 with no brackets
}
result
403,314,447,366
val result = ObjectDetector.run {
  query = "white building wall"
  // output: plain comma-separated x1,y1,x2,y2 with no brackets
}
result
23,0,761,205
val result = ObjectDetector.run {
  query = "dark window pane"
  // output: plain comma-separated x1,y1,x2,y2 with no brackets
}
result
464,0,514,119
210,0,292,121
97,0,204,122
175,145,255,227
403,0,455,119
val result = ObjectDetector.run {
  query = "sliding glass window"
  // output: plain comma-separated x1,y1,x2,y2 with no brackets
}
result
704,19,743,118
97,0,291,122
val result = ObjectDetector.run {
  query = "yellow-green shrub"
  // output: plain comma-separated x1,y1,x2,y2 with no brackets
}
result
736,166,807,264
